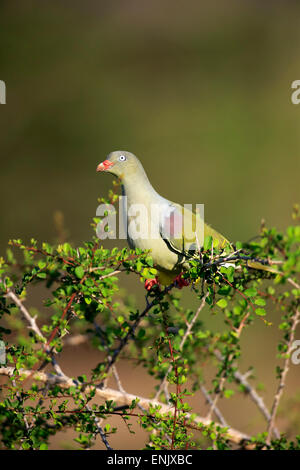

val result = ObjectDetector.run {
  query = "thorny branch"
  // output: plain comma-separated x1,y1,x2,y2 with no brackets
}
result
4,289,115,450
0,366,252,447
105,283,175,373
154,293,209,401
1,226,299,449
213,349,280,439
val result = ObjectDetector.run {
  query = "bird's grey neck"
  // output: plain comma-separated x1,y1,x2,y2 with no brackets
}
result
121,172,160,202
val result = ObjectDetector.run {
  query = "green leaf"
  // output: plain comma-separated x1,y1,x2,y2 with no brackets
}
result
204,236,213,251
145,256,153,267
217,299,227,309
37,272,46,279
38,261,47,269
218,286,231,296
227,266,235,283
75,266,85,279
244,288,257,297
254,298,266,306
224,389,234,399
138,328,146,339
256,308,266,316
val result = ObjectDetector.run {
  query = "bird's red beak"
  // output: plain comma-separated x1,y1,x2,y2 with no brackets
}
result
96,160,114,172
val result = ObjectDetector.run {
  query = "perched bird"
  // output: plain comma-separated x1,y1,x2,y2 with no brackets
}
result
97,151,275,287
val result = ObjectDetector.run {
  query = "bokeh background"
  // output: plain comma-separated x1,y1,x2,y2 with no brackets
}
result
0,0,299,449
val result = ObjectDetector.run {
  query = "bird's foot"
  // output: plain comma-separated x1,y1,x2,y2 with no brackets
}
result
174,273,190,289
144,277,160,292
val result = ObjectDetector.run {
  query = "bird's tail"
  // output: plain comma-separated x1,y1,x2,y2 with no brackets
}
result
246,260,279,274
222,259,279,274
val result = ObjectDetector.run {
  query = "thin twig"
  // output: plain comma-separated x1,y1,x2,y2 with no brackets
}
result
112,365,126,394
85,404,114,450
287,277,300,290
266,307,300,444
155,293,208,401
5,290,66,377
200,385,227,427
206,287,250,421
88,269,123,280
106,283,175,373
6,289,112,448
213,349,280,439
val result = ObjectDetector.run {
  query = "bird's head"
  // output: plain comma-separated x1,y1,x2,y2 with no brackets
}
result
96,150,144,181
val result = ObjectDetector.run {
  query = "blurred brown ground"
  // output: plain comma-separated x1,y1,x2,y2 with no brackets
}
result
0,0,299,449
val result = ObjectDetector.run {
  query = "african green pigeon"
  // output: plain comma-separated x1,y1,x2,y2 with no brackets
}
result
97,151,275,287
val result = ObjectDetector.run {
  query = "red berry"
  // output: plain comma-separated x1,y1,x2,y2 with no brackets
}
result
144,278,159,291
174,274,190,289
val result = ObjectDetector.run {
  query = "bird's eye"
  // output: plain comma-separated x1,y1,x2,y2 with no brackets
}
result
119,155,126,162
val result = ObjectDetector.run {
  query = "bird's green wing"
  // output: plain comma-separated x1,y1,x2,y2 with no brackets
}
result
159,202,229,259
158,202,279,275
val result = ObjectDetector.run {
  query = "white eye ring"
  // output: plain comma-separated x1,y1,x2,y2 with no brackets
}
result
119,155,126,161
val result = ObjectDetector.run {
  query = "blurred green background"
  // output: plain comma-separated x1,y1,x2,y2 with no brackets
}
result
0,0,299,254
0,0,299,449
